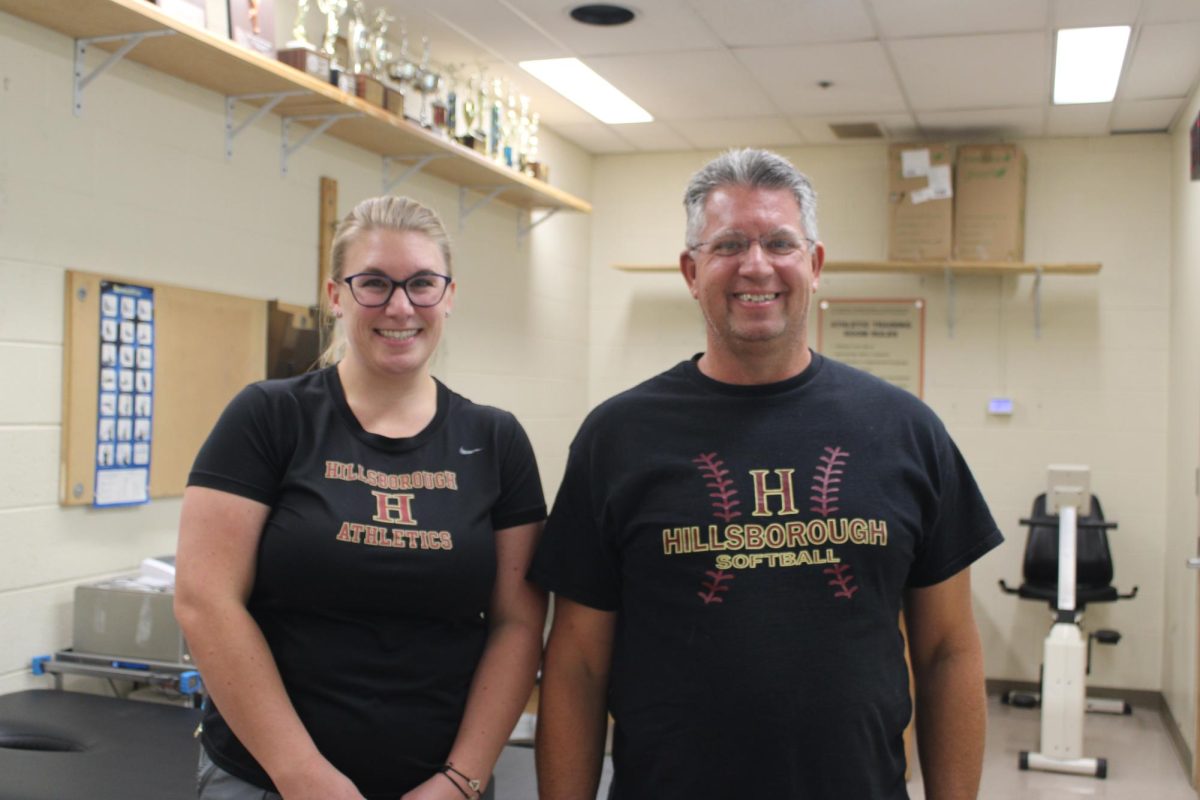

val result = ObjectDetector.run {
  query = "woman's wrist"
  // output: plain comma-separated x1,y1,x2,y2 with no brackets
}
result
439,762,484,799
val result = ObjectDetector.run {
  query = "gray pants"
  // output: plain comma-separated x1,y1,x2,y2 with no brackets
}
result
197,749,281,799
196,748,496,799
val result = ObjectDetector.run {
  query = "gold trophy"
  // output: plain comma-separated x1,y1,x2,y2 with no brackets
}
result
317,0,354,92
277,0,331,82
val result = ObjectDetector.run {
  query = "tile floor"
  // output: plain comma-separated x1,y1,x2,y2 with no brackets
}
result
491,693,1196,799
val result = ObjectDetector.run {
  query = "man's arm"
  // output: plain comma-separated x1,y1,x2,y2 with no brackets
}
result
903,567,987,800
536,596,616,800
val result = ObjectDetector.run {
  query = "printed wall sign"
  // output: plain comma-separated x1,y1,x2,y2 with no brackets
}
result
816,299,925,398
95,281,154,506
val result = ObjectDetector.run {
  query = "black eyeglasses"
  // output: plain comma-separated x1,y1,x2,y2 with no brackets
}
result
688,233,814,260
343,272,452,308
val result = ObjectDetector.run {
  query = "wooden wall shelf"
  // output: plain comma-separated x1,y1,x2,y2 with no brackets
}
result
612,260,1101,338
0,0,591,214
614,261,1101,275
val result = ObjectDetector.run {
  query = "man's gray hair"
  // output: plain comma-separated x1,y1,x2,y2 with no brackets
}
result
683,148,819,246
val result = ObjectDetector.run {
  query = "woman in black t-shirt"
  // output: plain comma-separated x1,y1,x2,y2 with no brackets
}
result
175,196,547,800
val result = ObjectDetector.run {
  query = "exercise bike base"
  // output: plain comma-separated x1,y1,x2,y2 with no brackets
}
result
1020,751,1107,778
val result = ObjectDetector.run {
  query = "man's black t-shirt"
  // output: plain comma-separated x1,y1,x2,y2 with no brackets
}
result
530,353,1002,800
189,366,545,797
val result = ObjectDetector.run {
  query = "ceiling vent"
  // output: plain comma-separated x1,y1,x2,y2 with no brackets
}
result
829,122,884,140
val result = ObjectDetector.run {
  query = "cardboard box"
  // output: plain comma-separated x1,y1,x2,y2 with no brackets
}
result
954,144,1027,262
888,143,954,261
73,579,191,664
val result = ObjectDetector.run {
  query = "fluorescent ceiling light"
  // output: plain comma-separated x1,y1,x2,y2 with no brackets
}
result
519,58,652,124
1053,26,1131,105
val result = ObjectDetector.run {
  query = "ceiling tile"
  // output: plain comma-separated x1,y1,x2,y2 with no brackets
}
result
686,0,875,47
1046,103,1112,136
414,0,567,63
1121,23,1200,100
501,0,723,56
608,122,694,152
676,116,804,149
1111,98,1184,131
736,41,909,115
869,0,1049,39
1142,0,1200,23
546,121,638,154
586,50,776,121
1051,0,1139,27
789,113,919,143
890,32,1049,110
916,107,1047,138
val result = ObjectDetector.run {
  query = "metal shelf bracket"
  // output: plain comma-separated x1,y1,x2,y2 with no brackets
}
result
517,208,560,246
944,267,956,338
1033,266,1044,339
458,185,506,230
280,112,362,176
381,154,452,194
74,29,177,117
226,91,308,159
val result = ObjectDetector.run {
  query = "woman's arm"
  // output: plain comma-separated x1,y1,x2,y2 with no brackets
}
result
174,486,365,800
402,521,548,800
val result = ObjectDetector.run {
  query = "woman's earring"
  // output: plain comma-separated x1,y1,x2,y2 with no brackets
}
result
335,309,343,319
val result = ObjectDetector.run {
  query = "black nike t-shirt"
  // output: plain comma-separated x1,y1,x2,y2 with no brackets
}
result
188,366,545,797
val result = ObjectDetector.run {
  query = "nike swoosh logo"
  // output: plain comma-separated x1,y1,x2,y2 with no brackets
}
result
459,446,484,455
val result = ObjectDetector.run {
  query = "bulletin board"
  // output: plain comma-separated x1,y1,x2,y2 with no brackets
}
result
60,270,267,506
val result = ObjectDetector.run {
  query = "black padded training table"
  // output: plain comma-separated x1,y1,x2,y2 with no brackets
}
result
0,689,202,799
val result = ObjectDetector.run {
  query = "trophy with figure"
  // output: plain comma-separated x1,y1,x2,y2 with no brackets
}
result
277,0,331,81
370,10,406,116
317,0,355,92
347,0,384,106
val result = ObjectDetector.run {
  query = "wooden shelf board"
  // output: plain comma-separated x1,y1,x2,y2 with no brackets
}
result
614,260,1101,275
0,0,590,213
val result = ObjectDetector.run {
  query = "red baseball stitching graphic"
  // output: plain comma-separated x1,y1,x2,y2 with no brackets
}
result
824,564,859,599
698,569,735,604
810,446,850,517
693,452,742,522
693,452,742,604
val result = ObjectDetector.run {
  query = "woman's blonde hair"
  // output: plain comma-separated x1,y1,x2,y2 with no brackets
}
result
319,196,453,366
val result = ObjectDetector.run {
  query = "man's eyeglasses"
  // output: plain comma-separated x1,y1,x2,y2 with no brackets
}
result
688,234,814,260
343,272,452,308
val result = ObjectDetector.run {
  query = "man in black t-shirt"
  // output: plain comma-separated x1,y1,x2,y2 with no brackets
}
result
530,149,1002,800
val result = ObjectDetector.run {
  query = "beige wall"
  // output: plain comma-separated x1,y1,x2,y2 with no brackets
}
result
0,11,591,694
587,137,1173,692
1163,84,1200,758
3,3,1197,769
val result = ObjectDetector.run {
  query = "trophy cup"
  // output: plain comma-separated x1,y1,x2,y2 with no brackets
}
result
414,38,442,129
348,1,384,107
386,22,421,121
277,0,332,82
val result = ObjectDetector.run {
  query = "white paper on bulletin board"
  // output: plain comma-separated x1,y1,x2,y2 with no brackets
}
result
816,299,925,398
